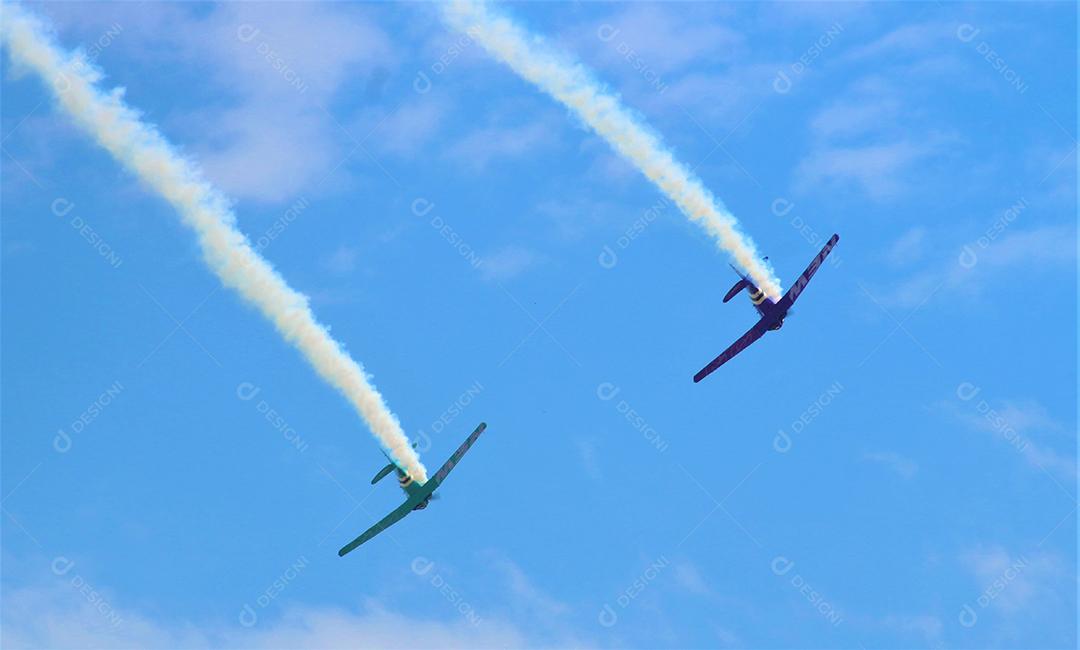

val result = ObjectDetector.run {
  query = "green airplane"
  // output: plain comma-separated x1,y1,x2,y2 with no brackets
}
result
338,422,487,556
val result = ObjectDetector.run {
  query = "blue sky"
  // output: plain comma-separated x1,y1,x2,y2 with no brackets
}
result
1,1,1076,648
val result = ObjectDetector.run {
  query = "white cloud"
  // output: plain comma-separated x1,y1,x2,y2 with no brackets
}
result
885,227,927,266
369,99,449,157
809,95,901,140
575,439,603,482
479,246,543,282
1,583,529,649
672,562,712,597
960,546,1068,615
188,4,396,202
641,64,779,127
33,3,399,203
944,396,1076,481
556,5,776,131
879,614,944,647
841,22,952,63
571,4,744,75
445,121,556,171
879,223,1077,310
861,451,919,479
796,139,939,199
320,245,359,275
489,556,570,620
796,45,962,201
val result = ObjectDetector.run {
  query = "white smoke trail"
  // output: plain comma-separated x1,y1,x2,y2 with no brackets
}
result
442,0,783,300
1,5,429,482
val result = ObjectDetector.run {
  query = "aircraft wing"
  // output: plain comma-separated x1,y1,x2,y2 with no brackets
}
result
775,233,839,312
693,321,768,383
427,422,487,489
337,500,414,557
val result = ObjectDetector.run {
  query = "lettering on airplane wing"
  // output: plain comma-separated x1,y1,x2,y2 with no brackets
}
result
781,234,838,308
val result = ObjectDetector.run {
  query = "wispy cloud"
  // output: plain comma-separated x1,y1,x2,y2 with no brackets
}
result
885,227,927,267
367,99,449,157
841,22,953,63
505,564,569,617
861,451,919,479
809,95,902,140
943,397,1076,481
575,439,603,482
33,3,398,203
320,245,359,275
574,4,744,75
672,562,713,597
1,583,530,649
479,245,543,282
960,546,1068,614
446,121,557,171
796,138,941,200
882,223,1076,309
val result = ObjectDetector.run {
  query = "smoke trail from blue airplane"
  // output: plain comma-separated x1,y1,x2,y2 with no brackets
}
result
0,5,429,482
442,0,783,300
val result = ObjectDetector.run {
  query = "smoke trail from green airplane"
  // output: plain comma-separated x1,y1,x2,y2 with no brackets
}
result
1,4,429,482
442,0,783,300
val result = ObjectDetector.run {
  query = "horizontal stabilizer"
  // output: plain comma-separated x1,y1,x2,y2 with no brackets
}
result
371,462,396,485
723,278,750,303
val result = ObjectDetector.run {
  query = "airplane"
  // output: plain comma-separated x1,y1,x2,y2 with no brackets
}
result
693,234,840,383
338,422,488,557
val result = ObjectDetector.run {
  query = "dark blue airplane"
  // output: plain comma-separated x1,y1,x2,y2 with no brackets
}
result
693,234,840,383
